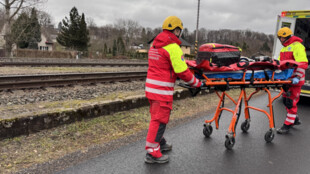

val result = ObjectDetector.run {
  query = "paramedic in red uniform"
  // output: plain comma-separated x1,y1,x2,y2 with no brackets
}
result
276,27,308,134
144,16,203,163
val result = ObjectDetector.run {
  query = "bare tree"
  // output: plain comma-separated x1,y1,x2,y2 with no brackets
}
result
114,19,141,46
37,9,53,27
0,0,45,57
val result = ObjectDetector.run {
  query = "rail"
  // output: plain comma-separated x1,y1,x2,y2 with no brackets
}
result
0,71,147,90
0,62,148,67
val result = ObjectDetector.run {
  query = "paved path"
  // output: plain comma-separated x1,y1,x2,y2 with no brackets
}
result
57,92,310,174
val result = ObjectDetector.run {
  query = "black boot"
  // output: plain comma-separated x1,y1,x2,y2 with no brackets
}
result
277,124,291,134
144,153,169,164
294,117,301,125
160,138,172,152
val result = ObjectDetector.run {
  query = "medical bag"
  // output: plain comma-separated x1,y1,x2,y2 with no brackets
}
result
196,43,241,67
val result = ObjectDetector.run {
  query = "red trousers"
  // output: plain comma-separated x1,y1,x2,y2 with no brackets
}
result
282,85,301,125
145,100,172,157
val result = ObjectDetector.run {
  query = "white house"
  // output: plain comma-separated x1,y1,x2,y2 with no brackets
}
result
37,26,58,51
38,33,54,51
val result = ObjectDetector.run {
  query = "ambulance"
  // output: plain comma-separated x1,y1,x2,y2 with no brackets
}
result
272,10,310,97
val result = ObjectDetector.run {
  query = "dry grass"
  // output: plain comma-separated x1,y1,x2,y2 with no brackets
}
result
0,90,145,120
0,89,256,173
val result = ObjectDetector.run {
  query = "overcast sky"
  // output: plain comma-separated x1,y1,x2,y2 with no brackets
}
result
42,0,309,35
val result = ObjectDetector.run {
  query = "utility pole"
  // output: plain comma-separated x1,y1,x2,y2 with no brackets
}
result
195,0,200,58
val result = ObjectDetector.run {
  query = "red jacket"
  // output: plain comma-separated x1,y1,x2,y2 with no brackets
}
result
145,30,201,102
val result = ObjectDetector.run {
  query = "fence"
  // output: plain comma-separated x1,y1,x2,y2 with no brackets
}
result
13,49,76,58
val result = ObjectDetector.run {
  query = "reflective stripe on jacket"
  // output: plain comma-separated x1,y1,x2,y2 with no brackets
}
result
277,36,308,86
145,30,201,102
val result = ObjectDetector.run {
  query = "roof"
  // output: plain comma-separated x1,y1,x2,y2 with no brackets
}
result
179,38,191,47
41,26,58,43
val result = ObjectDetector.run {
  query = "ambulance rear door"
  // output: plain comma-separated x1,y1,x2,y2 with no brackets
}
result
272,16,296,59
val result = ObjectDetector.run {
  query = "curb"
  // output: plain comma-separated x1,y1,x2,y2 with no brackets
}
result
0,89,210,139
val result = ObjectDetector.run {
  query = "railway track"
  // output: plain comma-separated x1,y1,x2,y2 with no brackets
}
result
0,71,147,90
0,62,148,67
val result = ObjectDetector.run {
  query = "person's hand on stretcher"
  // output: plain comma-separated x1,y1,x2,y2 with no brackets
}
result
291,77,300,84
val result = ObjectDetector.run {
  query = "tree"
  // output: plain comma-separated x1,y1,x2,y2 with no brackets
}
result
103,43,107,56
10,8,41,49
37,10,53,27
242,41,249,51
28,8,41,49
0,0,45,57
77,13,90,51
117,36,125,55
0,8,5,27
112,39,117,56
11,12,29,48
260,41,271,52
57,7,90,51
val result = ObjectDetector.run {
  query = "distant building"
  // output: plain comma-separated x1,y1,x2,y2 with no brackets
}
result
130,43,148,53
179,38,191,55
38,26,58,51
38,33,53,51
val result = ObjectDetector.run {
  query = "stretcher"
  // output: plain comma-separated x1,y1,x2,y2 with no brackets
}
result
179,59,298,149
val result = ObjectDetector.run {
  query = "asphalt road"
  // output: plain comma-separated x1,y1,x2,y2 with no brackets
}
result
57,91,310,174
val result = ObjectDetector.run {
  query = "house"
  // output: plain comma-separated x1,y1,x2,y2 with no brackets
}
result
148,37,192,55
0,24,57,52
130,43,148,53
38,33,53,51
38,26,57,51
179,38,191,55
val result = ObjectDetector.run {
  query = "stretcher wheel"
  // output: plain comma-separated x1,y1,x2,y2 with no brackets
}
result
241,121,250,132
203,125,213,137
264,130,274,143
224,137,235,150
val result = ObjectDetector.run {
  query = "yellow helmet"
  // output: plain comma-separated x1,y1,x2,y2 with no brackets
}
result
277,27,293,37
162,16,184,30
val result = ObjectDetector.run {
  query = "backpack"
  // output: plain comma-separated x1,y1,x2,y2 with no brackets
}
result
197,43,241,67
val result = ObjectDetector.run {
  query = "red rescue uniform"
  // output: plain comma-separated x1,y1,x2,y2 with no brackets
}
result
278,36,308,126
145,30,201,157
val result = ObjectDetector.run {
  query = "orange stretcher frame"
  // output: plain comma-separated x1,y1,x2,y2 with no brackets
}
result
182,69,292,150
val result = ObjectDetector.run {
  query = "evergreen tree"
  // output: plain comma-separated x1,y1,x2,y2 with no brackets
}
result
112,39,117,56
28,8,41,49
77,13,90,51
103,43,107,55
11,12,30,48
117,36,125,55
260,41,271,52
242,41,249,51
57,7,90,51
11,8,41,49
